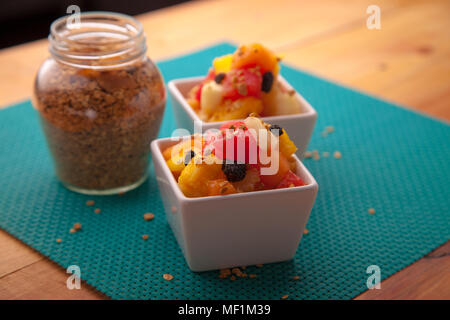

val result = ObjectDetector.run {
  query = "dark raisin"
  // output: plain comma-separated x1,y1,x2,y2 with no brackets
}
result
214,73,226,84
261,72,274,92
222,161,247,182
184,150,196,165
269,124,284,136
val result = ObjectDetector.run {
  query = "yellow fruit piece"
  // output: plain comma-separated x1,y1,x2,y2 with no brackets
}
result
163,137,203,161
279,130,297,157
232,43,280,75
209,97,263,122
164,137,204,180
213,54,233,74
261,83,301,116
166,151,187,180
178,154,225,197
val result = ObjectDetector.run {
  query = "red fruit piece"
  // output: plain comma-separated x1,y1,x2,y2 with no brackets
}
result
277,170,305,189
212,128,258,164
258,153,290,189
222,68,263,101
220,120,247,131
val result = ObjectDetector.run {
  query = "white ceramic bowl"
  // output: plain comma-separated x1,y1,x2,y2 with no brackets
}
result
151,137,319,272
168,76,317,158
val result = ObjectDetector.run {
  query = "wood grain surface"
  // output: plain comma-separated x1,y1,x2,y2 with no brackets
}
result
0,0,449,300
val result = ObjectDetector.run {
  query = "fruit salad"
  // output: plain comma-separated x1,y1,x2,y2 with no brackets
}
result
186,43,304,122
163,117,305,197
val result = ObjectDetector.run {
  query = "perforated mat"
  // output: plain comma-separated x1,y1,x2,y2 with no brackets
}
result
0,43,449,300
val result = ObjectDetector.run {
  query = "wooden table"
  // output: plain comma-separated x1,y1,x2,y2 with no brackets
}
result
0,0,449,300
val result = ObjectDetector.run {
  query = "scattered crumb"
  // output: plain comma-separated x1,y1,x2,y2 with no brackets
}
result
219,269,231,279
304,228,309,235
241,273,248,278
333,151,342,159
322,152,329,158
86,200,95,206
142,234,149,240
249,274,257,279
304,151,312,158
293,275,300,280
256,264,263,268
281,294,289,300
313,153,320,161
56,238,62,243
69,228,76,234
163,273,174,281
232,267,242,275
230,276,236,281
94,208,101,214
368,208,376,215
73,223,81,231
326,126,334,133
118,192,125,196
144,213,155,221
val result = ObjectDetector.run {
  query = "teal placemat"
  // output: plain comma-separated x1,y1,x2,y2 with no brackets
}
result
0,43,449,300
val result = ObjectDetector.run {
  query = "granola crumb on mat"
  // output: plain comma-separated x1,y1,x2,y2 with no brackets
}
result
230,276,236,281
69,228,76,234
56,238,62,243
368,208,376,214
144,213,155,221
73,223,81,231
333,151,342,159
94,208,101,214
304,228,309,235
163,273,174,281
304,151,312,158
281,294,289,300
86,200,95,206
142,234,149,240
293,275,300,280
249,274,257,278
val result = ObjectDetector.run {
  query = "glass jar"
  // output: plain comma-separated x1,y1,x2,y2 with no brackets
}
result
33,12,166,195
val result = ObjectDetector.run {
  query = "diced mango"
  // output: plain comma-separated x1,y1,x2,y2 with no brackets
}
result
163,137,203,161
178,154,225,197
232,43,280,75
208,97,263,122
207,179,236,196
213,54,233,74
166,153,186,180
279,130,297,157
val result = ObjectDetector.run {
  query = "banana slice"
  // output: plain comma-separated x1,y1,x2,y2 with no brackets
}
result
200,81,223,116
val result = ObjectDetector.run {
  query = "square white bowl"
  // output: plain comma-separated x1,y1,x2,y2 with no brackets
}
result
151,137,319,272
168,75,317,158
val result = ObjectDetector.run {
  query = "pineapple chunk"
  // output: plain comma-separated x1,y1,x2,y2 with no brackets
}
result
178,154,225,197
213,54,233,74
262,84,301,116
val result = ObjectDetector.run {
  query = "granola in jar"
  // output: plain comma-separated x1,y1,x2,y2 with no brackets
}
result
33,12,166,194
